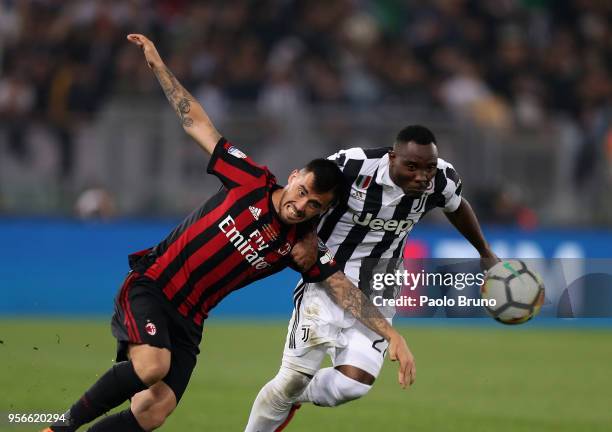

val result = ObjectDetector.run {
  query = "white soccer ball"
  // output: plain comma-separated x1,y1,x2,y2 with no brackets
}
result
480,260,545,325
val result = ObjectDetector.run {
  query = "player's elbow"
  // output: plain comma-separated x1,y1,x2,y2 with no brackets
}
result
186,123,222,153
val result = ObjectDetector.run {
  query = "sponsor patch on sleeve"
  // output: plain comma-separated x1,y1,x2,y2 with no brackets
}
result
227,146,247,159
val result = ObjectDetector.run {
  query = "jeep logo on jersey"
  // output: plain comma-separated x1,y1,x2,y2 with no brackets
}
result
218,215,271,269
352,212,415,235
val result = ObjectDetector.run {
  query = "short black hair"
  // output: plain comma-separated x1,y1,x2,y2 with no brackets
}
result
395,125,436,146
303,158,347,206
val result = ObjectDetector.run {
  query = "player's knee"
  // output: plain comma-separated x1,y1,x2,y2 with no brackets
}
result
323,369,372,407
134,409,170,431
130,346,171,385
335,379,371,404
132,386,176,430
142,409,170,430
134,361,170,385
273,366,311,401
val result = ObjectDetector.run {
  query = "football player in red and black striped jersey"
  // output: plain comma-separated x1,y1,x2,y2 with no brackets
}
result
44,34,414,432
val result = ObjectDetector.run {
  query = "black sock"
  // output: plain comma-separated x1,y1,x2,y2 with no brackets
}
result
64,361,147,428
87,409,146,432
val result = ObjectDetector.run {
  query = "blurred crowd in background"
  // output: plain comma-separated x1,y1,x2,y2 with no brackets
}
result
0,0,610,225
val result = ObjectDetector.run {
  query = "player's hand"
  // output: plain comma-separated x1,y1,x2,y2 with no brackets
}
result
387,330,416,389
480,248,500,272
127,34,164,70
291,231,318,271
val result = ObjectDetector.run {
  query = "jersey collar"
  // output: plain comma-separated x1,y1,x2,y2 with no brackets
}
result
375,153,406,203
375,154,402,189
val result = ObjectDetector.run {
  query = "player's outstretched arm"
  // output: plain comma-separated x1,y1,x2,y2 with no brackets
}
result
127,34,221,155
322,271,416,388
445,197,499,269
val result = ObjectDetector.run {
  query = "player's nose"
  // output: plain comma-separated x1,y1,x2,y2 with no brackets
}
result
294,199,307,213
414,170,427,182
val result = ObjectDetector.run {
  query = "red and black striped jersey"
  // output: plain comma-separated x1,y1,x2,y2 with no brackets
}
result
128,138,338,326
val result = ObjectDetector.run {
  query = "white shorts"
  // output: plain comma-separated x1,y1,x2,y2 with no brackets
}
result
282,280,391,378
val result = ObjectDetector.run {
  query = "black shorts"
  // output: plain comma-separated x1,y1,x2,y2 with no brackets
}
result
111,272,203,402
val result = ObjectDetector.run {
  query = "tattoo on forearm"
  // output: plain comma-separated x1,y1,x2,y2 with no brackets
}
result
154,66,195,128
325,272,391,338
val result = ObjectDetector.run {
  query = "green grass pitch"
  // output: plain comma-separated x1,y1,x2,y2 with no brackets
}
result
1,319,611,431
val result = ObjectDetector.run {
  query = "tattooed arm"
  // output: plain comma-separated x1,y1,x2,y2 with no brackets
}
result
127,34,221,155
322,271,416,388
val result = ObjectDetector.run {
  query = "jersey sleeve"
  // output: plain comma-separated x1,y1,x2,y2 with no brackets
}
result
327,148,366,173
440,163,463,212
298,238,339,283
206,137,271,189
327,150,347,169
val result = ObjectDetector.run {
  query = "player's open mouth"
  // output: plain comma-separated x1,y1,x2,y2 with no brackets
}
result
286,204,303,220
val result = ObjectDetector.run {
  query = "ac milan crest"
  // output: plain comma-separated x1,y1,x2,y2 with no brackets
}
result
276,242,292,256
145,321,157,336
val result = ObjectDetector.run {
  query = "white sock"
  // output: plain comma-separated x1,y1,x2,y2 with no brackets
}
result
296,367,371,407
244,366,311,432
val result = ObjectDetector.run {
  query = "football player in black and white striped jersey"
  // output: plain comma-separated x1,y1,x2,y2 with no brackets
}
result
245,125,497,431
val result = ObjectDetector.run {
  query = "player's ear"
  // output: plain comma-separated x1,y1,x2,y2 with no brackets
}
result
320,192,335,213
287,169,300,183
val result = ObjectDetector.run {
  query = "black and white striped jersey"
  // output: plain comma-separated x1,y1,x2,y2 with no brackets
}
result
317,147,463,293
